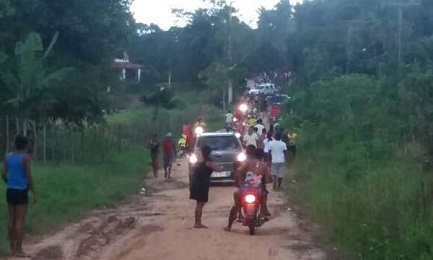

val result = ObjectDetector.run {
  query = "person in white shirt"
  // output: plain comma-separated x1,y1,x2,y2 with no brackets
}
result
266,132,289,189
254,119,265,135
225,110,234,124
243,127,259,147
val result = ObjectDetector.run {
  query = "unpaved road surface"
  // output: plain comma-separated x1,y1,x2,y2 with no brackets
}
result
11,160,327,260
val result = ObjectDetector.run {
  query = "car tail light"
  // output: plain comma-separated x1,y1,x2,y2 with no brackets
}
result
244,194,256,204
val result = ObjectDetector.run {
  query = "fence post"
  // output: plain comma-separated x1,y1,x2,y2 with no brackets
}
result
43,122,47,163
51,125,56,162
5,116,9,154
117,124,122,153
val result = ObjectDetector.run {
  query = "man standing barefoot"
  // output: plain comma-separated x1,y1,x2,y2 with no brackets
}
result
2,135,38,257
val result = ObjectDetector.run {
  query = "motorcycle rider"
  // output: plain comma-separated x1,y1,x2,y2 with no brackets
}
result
224,145,271,232
225,110,234,125
194,117,206,129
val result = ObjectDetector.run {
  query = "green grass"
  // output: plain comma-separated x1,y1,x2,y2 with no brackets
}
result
290,147,433,260
0,145,148,252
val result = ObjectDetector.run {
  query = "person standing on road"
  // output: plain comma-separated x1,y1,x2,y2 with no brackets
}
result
267,132,289,189
162,133,177,179
225,110,234,124
190,146,223,228
2,135,37,258
255,119,265,135
147,134,160,178
257,128,267,158
243,127,259,148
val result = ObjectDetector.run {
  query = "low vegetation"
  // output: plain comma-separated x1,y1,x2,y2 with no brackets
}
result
0,144,147,252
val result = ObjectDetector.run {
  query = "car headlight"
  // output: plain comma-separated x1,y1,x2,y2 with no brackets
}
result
237,152,246,162
195,126,204,135
235,132,241,139
189,154,198,164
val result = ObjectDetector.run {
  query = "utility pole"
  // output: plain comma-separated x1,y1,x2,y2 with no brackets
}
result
227,0,234,108
382,0,420,64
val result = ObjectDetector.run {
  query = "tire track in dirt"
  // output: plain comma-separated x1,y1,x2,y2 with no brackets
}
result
7,160,328,260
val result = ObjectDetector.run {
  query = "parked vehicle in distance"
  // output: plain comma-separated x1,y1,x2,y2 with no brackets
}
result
248,83,278,96
188,132,246,184
266,94,291,106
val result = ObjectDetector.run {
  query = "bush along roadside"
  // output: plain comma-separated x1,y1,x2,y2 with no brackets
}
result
282,71,433,260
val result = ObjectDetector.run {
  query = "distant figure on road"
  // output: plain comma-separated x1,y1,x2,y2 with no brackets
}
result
189,146,223,228
182,122,193,153
255,119,265,135
162,133,177,179
266,132,289,189
225,110,234,124
147,133,160,178
243,127,259,148
2,135,37,258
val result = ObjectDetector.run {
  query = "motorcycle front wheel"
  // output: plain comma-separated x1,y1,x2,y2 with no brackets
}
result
248,225,255,235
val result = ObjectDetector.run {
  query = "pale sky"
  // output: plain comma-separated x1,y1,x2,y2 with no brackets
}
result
131,0,303,30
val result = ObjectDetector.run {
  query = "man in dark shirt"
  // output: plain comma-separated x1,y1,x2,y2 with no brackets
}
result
163,133,177,179
147,133,160,178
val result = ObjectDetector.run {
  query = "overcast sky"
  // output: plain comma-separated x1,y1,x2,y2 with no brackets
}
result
131,0,303,30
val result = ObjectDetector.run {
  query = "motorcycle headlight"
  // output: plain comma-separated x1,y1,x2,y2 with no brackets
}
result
233,117,238,122
239,103,248,113
189,154,198,164
195,126,204,135
245,194,256,204
237,152,246,162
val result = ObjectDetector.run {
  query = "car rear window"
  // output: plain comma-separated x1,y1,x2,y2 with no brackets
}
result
197,136,240,151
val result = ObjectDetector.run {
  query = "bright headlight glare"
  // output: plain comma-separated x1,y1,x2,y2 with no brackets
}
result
237,152,246,162
235,133,241,138
195,127,204,135
189,154,198,164
245,194,256,203
239,103,248,113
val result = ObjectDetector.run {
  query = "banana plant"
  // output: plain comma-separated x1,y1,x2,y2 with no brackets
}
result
0,32,74,135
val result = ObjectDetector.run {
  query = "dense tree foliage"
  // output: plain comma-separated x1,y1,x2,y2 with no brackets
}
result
0,0,135,126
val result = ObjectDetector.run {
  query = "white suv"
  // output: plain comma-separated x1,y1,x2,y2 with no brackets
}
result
248,83,278,96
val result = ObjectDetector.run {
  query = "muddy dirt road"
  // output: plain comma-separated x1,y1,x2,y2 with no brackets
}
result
15,160,327,260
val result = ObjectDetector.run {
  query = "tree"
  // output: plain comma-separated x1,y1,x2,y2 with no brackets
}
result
0,32,73,134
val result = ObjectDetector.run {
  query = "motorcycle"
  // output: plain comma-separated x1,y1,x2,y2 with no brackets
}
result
240,188,265,235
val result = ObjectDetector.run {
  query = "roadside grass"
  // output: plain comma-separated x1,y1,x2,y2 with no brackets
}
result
0,145,148,252
290,147,433,260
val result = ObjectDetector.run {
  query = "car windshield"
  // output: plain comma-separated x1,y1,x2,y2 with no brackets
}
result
254,85,264,89
197,136,240,151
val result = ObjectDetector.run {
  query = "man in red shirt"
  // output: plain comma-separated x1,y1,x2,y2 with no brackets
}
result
269,104,280,122
163,133,177,179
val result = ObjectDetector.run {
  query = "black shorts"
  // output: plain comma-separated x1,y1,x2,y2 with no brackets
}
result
190,186,209,203
6,189,28,205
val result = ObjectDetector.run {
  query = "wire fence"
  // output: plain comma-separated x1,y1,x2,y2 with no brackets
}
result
0,106,223,163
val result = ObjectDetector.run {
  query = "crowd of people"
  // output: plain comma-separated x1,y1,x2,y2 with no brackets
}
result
0,89,295,257
189,90,298,230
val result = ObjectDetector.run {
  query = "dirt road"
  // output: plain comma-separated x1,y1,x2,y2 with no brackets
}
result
16,160,327,260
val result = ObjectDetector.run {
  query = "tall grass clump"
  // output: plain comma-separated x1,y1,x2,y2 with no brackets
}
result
284,67,433,259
